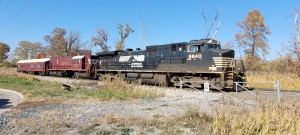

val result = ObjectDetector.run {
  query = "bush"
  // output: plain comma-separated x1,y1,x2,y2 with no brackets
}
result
0,62,16,68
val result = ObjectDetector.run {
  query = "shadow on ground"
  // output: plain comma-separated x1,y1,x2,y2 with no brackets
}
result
0,98,13,109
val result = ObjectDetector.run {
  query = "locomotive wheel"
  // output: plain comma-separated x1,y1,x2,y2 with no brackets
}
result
170,76,181,87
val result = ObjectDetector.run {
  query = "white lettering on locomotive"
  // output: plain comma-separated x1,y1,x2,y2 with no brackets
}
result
188,54,202,60
132,55,145,61
119,56,131,62
119,55,145,62
131,63,143,67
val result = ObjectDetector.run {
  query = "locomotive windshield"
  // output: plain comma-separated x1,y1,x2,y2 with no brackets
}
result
208,44,221,49
188,43,220,52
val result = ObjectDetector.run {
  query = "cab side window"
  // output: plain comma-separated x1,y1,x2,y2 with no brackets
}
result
189,45,201,52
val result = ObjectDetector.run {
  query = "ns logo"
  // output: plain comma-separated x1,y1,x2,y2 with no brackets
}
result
132,55,145,61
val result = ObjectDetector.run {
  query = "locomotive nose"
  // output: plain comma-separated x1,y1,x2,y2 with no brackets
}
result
210,49,235,58
221,50,234,58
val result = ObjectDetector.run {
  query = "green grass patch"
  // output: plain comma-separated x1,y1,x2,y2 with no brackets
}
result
0,76,162,101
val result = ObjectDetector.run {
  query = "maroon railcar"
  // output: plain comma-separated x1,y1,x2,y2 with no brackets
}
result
48,55,99,78
17,58,50,75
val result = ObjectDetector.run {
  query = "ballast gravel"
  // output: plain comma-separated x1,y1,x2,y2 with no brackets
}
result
0,76,253,134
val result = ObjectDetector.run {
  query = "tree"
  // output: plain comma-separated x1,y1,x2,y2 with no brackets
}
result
295,9,300,51
44,28,83,57
0,42,10,62
138,15,152,47
235,10,271,70
91,29,109,52
290,9,300,75
236,10,271,57
116,23,134,51
199,6,223,38
13,41,44,60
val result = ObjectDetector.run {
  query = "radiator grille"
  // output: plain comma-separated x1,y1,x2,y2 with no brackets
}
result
213,57,233,67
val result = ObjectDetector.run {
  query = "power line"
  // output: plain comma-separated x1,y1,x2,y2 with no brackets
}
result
0,0,34,30
2,0,64,41
0,0,13,14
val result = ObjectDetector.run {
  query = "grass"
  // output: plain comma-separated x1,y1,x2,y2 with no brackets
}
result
246,71,300,90
0,67,163,101
86,101,300,135
209,101,300,135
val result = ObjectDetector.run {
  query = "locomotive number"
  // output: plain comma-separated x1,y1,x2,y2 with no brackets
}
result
188,54,202,60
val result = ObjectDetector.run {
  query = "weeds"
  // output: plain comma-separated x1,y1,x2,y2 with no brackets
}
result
98,102,299,134
0,67,163,101
246,71,300,90
79,124,101,135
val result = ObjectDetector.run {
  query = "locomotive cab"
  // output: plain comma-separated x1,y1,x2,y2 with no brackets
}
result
187,39,221,52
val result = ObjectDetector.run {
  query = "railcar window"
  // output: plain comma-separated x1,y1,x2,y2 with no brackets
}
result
72,59,80,64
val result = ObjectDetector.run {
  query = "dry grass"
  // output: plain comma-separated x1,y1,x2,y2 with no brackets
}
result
0,67,35,80
85,101,300,135
6,101,299,135
246,72,300,90
210,101,300,135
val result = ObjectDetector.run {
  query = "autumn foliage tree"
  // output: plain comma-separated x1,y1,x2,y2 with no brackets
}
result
116,23,134,51
92,24,134,52
44,28,83,57
235,10,271,70
13,41,44,60
0,42,10,62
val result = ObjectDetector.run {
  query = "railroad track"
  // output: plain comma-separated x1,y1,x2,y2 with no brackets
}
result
35,75,300,102
229,89,300,102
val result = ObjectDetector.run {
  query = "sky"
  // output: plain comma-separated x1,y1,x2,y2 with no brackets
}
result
0,0,299,59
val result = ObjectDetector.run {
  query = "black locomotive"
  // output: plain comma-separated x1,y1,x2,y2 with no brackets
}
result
94,38,246,90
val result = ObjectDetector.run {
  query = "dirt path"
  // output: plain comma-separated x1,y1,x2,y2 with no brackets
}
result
0,89,23,114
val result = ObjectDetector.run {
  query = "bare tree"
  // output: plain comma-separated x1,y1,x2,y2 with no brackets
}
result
138,15,152,47
293,9,300,75
91,29,109,52
199,6,222,38
67,30,84,56
295,9,300,46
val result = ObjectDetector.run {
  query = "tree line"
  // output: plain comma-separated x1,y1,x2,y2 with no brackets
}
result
0,23,134,64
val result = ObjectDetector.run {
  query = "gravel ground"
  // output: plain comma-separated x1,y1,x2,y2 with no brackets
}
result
0,89,23,114
0,76,254,134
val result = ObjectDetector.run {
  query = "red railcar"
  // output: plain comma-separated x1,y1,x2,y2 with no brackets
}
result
16,58,50,75
48,55,99,78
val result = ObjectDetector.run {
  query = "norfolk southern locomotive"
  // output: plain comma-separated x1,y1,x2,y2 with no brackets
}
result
17,38,245,90
94,38,245,89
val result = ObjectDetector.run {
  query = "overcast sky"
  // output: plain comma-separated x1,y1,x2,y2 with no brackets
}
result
0,0,299,59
